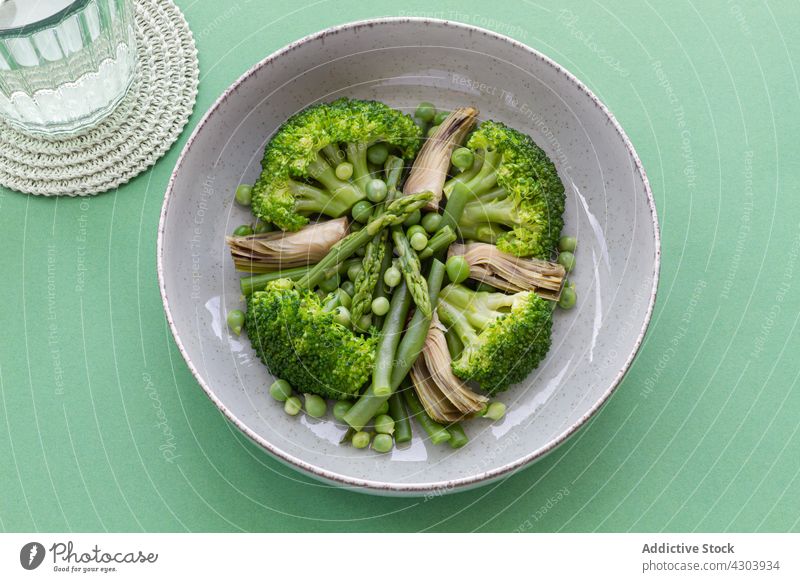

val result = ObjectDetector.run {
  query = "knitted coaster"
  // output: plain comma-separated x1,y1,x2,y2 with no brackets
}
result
0,0,199,196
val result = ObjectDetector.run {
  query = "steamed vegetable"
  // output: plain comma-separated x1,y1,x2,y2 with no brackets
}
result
447,242,565,300
251,98,421,231
226,217,349,273
444,121,565,258
437,284,553,394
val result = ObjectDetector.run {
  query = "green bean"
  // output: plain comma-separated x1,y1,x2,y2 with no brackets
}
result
439,181,471,238
444,328,463,359
404,389,450,445
485,401,506,421
446,423,469,448
240,261,357,296
388,391,412,443
343,260,446,430
371,282,412,397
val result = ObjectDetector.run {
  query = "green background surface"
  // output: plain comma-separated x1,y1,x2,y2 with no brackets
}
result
1,0,799,532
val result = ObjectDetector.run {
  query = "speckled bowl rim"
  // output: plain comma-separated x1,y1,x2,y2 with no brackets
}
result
157,17,661,495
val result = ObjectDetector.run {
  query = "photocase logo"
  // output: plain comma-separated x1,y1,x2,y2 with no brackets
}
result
20,542,45,570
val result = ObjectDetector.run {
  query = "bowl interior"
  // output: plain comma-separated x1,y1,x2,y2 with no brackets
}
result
159,19,658,493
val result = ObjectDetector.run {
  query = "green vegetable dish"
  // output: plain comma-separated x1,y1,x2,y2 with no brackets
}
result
225,98,579,454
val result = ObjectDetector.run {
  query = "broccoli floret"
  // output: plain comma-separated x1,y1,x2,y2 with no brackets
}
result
436,283,553,394
444,120,565,259
252,98,421,231
246,279,377,400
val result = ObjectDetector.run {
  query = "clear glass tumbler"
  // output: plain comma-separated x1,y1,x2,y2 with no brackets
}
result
0,0,137,135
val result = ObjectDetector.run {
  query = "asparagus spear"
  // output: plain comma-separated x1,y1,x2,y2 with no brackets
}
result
392,227,431,317
343,260,446,430
351,156,404,327
295,191,433,290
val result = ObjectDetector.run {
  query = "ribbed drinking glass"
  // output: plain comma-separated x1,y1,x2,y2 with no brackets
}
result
0,0,137,135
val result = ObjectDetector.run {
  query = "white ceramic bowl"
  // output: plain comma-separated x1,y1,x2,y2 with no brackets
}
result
158,18,659,494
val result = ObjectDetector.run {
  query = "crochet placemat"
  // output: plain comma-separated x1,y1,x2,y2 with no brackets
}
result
0,0,199,196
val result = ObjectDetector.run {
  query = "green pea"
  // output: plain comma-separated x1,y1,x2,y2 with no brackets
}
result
347,263,363,282
558,235,578,253
351,200,373,223
426,125,440,138
269,379,292,402
371,296,390,316
410,232,428,251
350,221,363,232
232,224,253,236
341,281,355,296
352,431,371,449
335,162,354,181
406,224,426,239
366,179,388,202
284,396,302,416
558,286,577,310
319,273,340,293
558,251,576,272
333,306,351,327
415,101,436,122
403,209,421,227
451,147,474,171
333,400,352,421
446,256,470,284
303,394,327,418
372,433,394,453
373,414,395,435
235,184,252,206
227,309,245,335
375,399,390,416
434,110,450,125
355,245,366,257
421,212,443,233
485,401,506,421
367,143,390,166
383,266,401,288
475,281,498,293
253,222,272,234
